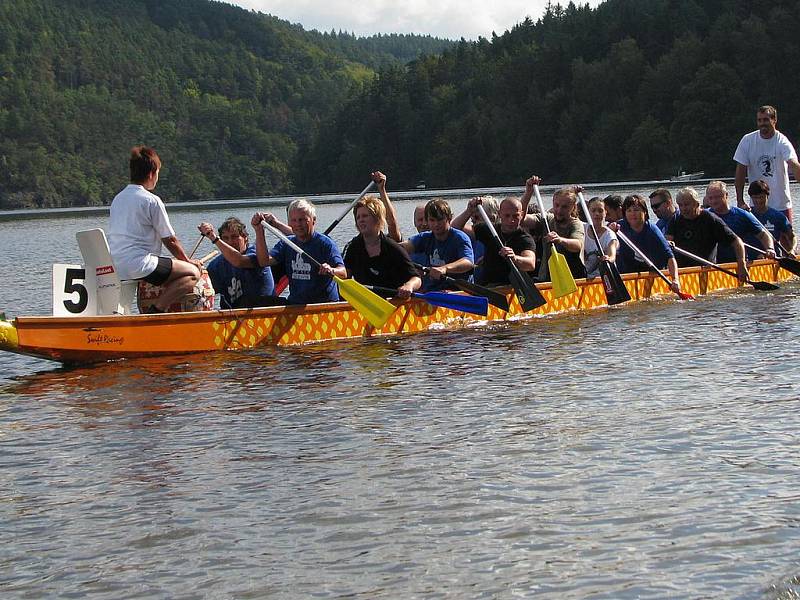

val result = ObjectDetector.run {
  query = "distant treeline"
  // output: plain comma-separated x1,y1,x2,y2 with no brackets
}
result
2,0,799,208
0,0,452,208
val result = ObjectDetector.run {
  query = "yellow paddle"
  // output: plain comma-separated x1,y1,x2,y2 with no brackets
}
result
261,221,397,329
533,185,577,297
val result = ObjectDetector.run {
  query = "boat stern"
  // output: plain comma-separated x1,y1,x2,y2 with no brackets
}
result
0,314,19,353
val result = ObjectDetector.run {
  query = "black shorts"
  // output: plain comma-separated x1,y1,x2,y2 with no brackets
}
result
143,256,172,286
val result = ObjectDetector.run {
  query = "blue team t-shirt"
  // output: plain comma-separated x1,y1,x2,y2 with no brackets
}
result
616,221,674,273
270,232,343,304
753,207,792,252
711,206,765,262
207,244,275,308
409,228,474,291
655,210,679,235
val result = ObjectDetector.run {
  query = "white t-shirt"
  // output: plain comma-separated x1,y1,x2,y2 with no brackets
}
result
583,224,617,278
733,130,797,211
108,184,175,280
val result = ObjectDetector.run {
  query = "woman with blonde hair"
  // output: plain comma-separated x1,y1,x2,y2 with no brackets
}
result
343,195,421,299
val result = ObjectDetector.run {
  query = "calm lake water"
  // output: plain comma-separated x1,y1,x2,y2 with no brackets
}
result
2,185,800,599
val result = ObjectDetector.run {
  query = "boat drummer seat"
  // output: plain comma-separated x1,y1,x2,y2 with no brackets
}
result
76,228,137,315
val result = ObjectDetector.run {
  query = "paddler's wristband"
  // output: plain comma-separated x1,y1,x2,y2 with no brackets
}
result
209,235,219,244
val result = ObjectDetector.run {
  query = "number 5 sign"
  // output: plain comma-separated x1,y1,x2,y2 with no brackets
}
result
52,264,97,316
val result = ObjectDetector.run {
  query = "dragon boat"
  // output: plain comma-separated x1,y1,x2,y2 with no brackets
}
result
0,258,794,365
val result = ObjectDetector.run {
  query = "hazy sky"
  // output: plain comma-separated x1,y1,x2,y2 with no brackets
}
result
226,0,605,40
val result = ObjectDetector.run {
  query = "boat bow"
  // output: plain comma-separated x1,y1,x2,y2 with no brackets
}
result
0,317,19,353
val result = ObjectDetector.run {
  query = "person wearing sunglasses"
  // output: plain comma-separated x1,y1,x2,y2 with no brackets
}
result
648,188,679,235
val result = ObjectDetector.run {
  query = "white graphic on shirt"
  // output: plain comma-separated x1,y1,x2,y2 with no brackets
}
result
759,154,774,178
291,252,312,280
227,277,243,303
430,248,445,266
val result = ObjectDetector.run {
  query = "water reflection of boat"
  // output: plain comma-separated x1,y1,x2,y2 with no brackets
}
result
670,170,705,182
0,259,793,366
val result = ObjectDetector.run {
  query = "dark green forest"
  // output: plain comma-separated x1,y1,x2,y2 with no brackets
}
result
2,0,799,208
299,0,800,190
0,0,451,208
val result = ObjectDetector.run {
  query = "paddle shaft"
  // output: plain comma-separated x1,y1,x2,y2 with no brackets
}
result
262,221,398,328
274,180,376,296
742,241,774,257
367,284,471,303
198,249,220,265
671,245,742,279
323,180,377,236
774,237,795,257
577,192,631,305
742,240,800,276
413,263,510,312
532,185,553,234
262,221,324,271
576,192,607,255
365,285,488,316
476,205,518,269
188,235,204,259
616,230,673,286
616,231,691,299
476,204,546,311
762,229,795,258
669,245,778,291
532,184,577,298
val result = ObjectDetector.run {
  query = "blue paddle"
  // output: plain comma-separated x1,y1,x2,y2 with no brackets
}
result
367,286,489,316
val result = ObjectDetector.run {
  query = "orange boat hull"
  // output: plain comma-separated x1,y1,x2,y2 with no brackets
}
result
0,260,792,364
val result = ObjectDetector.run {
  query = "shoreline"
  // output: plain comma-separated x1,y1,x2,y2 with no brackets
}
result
0,177,720,221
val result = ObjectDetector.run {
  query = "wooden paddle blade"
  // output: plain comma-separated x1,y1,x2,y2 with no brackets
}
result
598,260,631,305
508,265,547,311
748,280,780,291
417,291,489,316
677,290,695,300
445,277,510,312
334,276,397,328
777,256,800,277
548,249,577,298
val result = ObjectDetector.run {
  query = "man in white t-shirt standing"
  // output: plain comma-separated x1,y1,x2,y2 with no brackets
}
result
734,105,800,226
108,146,200,313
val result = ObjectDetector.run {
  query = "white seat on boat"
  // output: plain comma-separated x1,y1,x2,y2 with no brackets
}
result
76,228,136,315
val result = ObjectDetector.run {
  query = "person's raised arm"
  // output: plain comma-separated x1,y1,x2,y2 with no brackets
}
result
251,213,277,268
372,171,402,242
263,212,292,235
451,197,480,238
198,222,254,269
520,175,541,215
